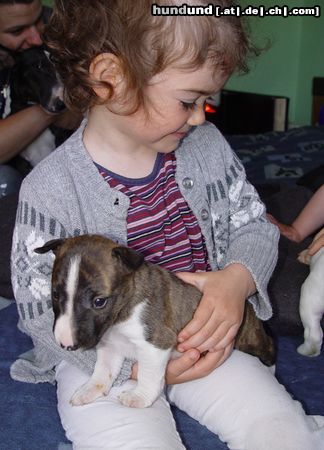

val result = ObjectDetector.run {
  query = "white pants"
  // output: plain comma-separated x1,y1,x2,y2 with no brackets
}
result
56,350,324,450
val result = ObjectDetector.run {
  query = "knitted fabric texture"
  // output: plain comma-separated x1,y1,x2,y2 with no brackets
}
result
10,120,279,385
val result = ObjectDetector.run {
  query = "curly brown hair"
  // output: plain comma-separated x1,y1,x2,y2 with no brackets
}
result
45,0,257,113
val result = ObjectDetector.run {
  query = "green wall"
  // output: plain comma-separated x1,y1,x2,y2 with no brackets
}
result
226,0,324,126
296,4,324,125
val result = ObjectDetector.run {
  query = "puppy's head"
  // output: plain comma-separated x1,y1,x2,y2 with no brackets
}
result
10,47,66,114
35,235,144,351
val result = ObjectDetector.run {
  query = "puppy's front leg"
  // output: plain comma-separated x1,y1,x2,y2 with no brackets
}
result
118,345,171,408
297,321,323,357
70,344,123,406
297,275,324,357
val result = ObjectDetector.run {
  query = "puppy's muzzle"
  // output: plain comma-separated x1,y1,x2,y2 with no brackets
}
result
53,322,80,352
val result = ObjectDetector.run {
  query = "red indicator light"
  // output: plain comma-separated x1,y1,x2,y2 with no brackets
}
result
205,103,217,114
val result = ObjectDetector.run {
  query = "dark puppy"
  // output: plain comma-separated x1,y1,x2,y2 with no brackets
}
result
35,235,275,408
10,46,66,116
9,47,72,168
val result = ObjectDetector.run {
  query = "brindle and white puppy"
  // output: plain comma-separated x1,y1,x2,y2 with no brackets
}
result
35,235,275,408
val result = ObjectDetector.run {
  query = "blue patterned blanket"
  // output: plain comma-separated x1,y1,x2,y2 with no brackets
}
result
1,297,323,450
227,126,324,186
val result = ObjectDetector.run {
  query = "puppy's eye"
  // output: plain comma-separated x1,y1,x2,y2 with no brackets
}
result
93,298,108,309
52,289,59,302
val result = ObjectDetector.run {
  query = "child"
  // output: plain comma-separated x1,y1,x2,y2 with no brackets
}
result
10,1,324,448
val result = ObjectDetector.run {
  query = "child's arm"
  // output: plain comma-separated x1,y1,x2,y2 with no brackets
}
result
0,106,81,163
10,178,132,386
268,184,324,242
10,179,95,383
266,214,302,242
162,127,278,381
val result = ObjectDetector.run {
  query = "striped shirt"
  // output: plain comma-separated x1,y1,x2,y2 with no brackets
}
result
97,152,210,272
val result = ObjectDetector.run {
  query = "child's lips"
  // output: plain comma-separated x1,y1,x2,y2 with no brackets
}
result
173,129,190,139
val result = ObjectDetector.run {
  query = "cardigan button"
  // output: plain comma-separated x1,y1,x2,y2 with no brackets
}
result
201,209,209,220
182,177,194,189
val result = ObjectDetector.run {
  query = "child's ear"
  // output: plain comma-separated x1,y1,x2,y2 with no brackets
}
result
89,53,124,101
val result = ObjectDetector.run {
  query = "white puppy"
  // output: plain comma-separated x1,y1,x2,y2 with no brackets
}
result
297,228,324,357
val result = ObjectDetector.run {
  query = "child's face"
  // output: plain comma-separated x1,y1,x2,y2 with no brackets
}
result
110,63,227,155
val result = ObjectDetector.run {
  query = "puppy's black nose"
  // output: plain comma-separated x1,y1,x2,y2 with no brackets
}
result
60,343,79,351
67,344,79,351
54,98,66,112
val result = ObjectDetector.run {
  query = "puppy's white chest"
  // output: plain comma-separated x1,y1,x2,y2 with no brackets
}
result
100,302,148,359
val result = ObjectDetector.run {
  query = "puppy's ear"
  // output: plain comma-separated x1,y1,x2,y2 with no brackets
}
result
112,247,144,272
34,239,65,255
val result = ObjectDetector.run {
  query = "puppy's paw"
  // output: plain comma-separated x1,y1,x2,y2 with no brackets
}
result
70,381,109,406
297,341,321,357
118,390,153,408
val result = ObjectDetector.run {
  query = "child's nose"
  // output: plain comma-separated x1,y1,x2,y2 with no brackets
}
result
187,104,206,126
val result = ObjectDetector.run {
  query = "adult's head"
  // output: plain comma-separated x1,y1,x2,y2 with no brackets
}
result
0,0,43,52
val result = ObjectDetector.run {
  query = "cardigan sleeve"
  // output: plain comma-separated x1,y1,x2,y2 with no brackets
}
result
10,177,132,385
176,122,279,320
219,133,279,320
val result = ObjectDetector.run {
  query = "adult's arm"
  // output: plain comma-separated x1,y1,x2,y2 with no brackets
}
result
0,105,54,163
0,105,81,163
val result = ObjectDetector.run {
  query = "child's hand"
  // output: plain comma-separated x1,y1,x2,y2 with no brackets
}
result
267,213,302,242
175,264,256,354
298,228,324,264
165,344,234,384
130,264,255,385
131,344,234,384
308,228,324,256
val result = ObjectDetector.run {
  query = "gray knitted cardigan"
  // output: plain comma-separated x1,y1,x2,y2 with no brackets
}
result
10,120,279,385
